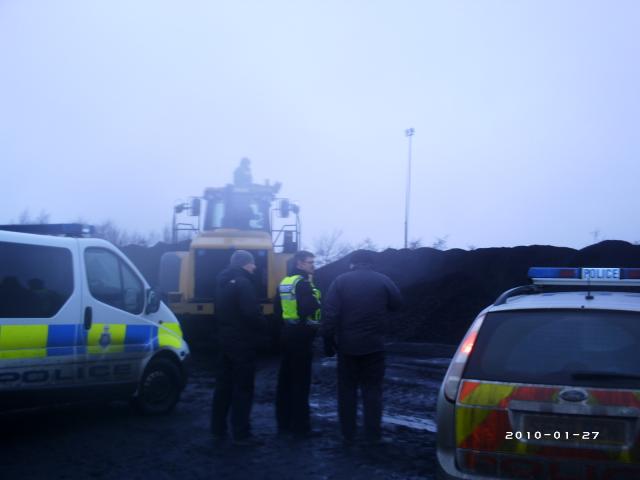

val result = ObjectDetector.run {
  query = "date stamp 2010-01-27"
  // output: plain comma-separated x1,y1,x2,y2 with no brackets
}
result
505,431,600,441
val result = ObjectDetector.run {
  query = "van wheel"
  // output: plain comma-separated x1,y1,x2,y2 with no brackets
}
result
133,358,181,415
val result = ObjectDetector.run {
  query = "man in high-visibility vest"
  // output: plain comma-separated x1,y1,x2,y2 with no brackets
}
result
275,250,321,437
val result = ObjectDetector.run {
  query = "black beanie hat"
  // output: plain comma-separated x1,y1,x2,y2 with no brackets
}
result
230,250,255,268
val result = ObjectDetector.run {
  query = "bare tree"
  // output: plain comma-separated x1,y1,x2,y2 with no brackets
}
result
431,235,449,251
35,210,50,224
94,220,126,246
354,237,379,252
94,220,157,247
18,209,32,224
408,238,423,249
312,230,352,267
19,210,31,224
15,209,50,224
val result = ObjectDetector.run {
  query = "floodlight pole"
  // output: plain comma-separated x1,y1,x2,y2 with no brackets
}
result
404,128,415,249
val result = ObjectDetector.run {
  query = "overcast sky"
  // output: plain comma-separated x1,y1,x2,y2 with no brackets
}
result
2,1,639,250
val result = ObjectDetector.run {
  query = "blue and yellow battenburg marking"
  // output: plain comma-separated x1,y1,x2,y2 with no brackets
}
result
0,322,183,359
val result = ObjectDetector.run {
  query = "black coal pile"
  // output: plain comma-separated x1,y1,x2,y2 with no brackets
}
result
314,240,640,345
121,239,640,346
120,240,190,289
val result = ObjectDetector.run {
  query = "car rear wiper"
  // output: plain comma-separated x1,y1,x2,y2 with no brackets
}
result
571,371,640,381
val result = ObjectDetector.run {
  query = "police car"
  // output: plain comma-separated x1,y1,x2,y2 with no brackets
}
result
0,224,190,414
437,267,640,479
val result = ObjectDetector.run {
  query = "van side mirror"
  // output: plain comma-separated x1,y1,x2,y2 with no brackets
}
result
283,231,297,253
190,198,201,217
145,289,161,314
279,199,290,218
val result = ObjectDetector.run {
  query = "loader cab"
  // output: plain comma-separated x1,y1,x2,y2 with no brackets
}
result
202,186,271,232
173,181,300,254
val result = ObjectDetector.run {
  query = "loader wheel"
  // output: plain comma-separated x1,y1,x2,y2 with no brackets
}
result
133,358,182,415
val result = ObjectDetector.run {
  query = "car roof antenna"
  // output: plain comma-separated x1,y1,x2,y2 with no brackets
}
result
586,278,594,300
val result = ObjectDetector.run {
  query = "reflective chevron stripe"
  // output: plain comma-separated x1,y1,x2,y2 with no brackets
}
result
456,380,640,466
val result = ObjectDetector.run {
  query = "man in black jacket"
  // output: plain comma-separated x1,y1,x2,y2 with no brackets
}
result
274,250,321,437
321,250,403,444
211,250,264,445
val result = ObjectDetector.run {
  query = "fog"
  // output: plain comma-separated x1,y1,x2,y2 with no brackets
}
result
2,0,639,249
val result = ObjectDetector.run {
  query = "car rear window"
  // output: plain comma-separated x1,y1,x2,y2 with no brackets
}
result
464,309,640,388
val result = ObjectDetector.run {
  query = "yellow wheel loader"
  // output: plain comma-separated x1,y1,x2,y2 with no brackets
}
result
159,171,300,349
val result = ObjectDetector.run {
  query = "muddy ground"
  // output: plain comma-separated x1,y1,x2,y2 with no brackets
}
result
0,343,453,480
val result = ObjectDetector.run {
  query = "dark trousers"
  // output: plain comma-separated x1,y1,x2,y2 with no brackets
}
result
337,351,385,441
275,324,316,433
211,349,256,440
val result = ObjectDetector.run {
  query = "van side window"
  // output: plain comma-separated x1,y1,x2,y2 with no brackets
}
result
0,241,73,318
85,248,144,314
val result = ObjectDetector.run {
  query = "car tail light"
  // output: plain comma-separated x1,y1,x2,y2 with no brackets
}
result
443,314,485,402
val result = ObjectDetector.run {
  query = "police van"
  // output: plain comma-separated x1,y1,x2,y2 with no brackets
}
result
437,267,640,479
0,224,190,414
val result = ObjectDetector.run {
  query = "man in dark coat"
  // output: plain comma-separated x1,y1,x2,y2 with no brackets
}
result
233,157,252,187
274,250,322,437
211,250,264,445
321,250,403,444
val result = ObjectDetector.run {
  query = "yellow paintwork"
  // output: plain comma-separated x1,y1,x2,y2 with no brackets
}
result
158,322,183,348
172,229,293,316
458,383,515,407
455,406,493,446
0,325,48,359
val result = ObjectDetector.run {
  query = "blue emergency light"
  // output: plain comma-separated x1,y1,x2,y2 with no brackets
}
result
528,267,640,286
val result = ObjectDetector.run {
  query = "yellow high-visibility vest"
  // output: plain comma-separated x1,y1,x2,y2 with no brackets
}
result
279,275,321,325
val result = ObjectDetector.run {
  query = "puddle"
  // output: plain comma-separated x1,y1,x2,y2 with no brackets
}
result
310,402,437,433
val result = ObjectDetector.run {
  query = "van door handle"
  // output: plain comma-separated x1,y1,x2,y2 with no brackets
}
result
84,307,92,330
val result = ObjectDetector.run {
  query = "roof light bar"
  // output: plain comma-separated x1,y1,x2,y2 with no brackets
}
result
528,267,640,286
0,223,95,237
